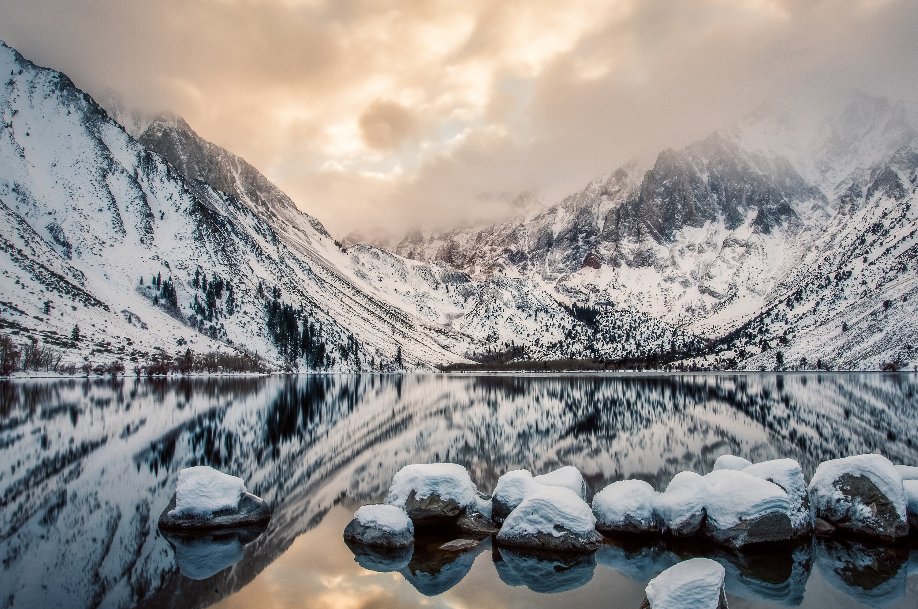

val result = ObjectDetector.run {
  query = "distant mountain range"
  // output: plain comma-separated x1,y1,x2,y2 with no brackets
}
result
1,40,916,371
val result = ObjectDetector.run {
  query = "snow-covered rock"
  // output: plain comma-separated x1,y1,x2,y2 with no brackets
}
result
170,466,245,516
492,469,535,524
743,458,812,535
385,463,478,523
904,479,918,530
702,469,794,548
641,558,728,609
654,471,707,537
533,465,588,500
713,455,753,471
896,465,918,480
808,454,909,542
343,504,414,549
158,466,271,530
592,479,662,535
496,485,601,553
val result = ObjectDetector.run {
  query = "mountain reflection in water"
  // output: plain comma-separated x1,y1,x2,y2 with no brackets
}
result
0,373,916,609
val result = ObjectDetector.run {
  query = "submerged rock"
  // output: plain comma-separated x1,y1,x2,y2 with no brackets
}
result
343,504,414,549
399,533,488,595
702,469,794,549
593,479,662,535
385,463,478,524
808,454,909,542
496,485,601,553
158,466,271,531
654,471,707,537
439,538,480,552
640,558,729,609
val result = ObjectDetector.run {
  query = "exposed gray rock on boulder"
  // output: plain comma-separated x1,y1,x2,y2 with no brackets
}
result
159,491,271,531
808,454,909,542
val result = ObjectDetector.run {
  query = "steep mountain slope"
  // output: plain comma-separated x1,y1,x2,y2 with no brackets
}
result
388,100,918,369
0,41,470,370
0,41,702,371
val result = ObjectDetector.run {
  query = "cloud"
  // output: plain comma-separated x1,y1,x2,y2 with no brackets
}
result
358,100,419,151
1,0,916,236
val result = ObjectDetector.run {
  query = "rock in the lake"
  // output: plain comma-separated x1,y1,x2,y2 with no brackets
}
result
593,479,662,535
808,454,909,542
385,463,478,524
743,458,813,536
904,479,918,531
439,538,480,552
534,465,588,500
457,510,499,535
702,469,794,549
640,558,729,609
713,454,753,472
158,466,271,531
496,485,602,553
654,471,707,537
493,466,588,525
344,504,414,549
492,469,535,524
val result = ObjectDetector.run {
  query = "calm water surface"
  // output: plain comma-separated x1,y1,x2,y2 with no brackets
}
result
0,373,917,609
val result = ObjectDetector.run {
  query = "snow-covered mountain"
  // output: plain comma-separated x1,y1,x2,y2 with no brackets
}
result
389,97,918,370
1,39,916,371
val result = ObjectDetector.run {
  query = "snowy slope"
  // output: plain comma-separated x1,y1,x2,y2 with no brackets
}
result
0,41,476,370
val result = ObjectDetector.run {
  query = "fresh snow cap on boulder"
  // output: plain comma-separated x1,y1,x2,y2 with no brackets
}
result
496,485,601,553
492,469,535,524
904,480,918,530
171,466,246,516
159,466,271,531
654,471,706,537
743,458,812,534
808,454,908,541
642,558,728,609
713,455,753,471
896,465,918,480
344,504,414,549
702,469,793,548
533,465,588,499
592,480,661,535
385,463,478,523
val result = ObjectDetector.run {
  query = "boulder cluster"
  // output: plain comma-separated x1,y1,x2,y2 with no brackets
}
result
343,454,917,607
345,454,917,558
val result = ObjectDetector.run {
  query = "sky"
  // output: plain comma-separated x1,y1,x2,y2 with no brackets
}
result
1,0,917,237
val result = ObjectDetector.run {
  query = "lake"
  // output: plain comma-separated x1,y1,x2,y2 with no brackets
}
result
0,373,916,609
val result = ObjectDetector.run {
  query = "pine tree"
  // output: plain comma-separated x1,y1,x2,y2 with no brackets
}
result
71,325,80,342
